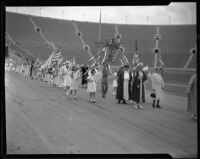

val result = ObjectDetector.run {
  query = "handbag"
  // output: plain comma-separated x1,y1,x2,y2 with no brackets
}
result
150,92,156,98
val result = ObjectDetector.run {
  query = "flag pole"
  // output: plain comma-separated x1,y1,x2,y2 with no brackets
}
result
98,9,101,43
153,26,160,69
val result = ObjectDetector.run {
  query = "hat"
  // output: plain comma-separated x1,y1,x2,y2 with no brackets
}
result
124,64,129,68
137,62,144,68
155,66,162,71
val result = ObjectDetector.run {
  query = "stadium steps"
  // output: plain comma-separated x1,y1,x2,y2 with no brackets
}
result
6,12,49,59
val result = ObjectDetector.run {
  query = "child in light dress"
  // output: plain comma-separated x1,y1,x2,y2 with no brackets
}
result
112,69,118,96
87,69,97,103
69,65,80,99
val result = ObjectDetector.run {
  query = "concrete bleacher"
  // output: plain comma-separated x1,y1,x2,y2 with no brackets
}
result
76,21,116,54
31,17,91,63
6,12,197,95
6,12,52,60
6,12,196,68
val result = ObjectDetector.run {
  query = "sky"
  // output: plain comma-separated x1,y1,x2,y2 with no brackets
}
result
6,3,196,25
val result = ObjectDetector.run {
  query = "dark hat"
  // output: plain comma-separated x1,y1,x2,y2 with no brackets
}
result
124,64,129,68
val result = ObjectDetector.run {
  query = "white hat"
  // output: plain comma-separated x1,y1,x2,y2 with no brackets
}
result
137,62,144,68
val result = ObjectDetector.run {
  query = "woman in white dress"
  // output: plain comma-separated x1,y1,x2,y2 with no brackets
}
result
58,64,65,89
150,67,165,108
63,63,72,96
112,69,118,96
56,65,63,87
69,65,80,99
87,69,97,103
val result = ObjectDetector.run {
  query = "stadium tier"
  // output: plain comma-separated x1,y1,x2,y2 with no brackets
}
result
6,12,52,60
6,12,196,68
6,12,197,94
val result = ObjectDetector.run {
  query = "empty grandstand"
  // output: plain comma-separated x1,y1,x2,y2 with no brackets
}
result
6,11,197,95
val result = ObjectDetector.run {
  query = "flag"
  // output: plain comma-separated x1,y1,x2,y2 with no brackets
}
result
51,51,61,62
49,50,62,68
122,53,129,65
119,57,124,65
46,51,55,68
158,56,165,70
132,52,139,66
132,40,139,66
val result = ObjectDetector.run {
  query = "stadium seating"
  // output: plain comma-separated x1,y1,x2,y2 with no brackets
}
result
6,12,197,94
6,12,196,68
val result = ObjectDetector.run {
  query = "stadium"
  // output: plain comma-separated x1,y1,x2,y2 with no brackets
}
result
5,6,197,158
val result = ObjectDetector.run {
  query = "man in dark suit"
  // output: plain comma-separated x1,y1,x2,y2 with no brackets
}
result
116,64,132,104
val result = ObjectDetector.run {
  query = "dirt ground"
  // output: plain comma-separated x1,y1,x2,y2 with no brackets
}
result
5,72,197,157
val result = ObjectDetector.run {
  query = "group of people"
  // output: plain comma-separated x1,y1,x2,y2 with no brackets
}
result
15,63,31,77
12,59,166,108
8,57,197,120
112,63,165,109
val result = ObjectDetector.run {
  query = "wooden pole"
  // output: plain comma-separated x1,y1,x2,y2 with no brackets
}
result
184,46,196,69
154,26,160,69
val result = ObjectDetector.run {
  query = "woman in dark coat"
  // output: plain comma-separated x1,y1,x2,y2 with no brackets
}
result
81,64,88,88
131,63,147,109
116,65,132,104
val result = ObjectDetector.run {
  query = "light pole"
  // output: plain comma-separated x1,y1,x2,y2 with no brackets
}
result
62,10,64,19
39,7,42,16
192,16,193,24
169,16,171,24
83,13,85,21
147,16,149,24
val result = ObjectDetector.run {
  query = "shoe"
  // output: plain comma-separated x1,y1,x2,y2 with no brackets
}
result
152,100,156,108
134,105,138,109
122,100,127,104
90,99,93,103
129,100,133,104
74,96,78,100
156,105,162,108
138,105,143,109
93,100,96,103
118,100,121,104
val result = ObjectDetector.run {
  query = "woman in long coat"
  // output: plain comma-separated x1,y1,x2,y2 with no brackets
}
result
116,65,132,104
81,64,88,88
131,63,147,109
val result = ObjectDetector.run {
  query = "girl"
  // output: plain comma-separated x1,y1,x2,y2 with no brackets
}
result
87,69,97,103
63,63,72,96
112,69,118,96
69,65,80,99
